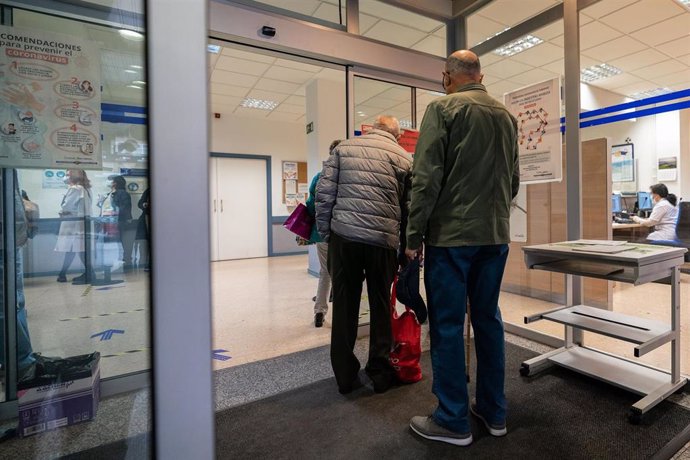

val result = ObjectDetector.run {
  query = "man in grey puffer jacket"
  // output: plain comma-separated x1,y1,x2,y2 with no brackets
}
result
316,115,412,394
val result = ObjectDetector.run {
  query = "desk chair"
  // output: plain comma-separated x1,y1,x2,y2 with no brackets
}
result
649,202,690,272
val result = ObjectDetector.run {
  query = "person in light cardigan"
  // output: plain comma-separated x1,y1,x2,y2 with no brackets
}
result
632,183,678,241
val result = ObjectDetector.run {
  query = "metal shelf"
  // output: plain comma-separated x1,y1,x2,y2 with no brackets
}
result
541,305,670,346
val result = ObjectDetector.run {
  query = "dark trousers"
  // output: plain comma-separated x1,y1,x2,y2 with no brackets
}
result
328,232,397,390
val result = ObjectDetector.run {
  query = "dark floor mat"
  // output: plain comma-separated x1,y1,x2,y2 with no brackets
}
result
214,343,690,460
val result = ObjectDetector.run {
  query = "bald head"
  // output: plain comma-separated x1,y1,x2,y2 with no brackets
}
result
443,50,483,93
373,115,401,139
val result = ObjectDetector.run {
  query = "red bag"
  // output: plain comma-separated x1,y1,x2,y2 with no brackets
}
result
390,276,422,383
283,203,314,240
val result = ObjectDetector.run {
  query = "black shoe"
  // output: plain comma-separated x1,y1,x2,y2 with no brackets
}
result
338,376,363,394
314,312,324,328
57,275,67,283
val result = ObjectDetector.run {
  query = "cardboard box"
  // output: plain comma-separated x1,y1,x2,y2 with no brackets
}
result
17,354,100,437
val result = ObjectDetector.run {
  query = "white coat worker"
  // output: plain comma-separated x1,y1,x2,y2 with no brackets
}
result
632,183,678,241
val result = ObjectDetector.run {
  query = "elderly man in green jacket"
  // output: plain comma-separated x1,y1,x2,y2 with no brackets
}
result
406,50,520,446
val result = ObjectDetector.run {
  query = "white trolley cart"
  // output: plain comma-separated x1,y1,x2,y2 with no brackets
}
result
520,241,687,423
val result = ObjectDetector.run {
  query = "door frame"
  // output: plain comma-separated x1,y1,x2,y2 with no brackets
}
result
210,153,273,257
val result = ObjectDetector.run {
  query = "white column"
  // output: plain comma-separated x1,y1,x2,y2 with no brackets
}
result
305,78,346,275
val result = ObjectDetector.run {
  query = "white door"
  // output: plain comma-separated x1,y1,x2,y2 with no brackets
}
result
213,157,268,260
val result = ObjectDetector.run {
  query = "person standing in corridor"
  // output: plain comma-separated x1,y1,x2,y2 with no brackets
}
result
316,115,412,394
406,50,520,446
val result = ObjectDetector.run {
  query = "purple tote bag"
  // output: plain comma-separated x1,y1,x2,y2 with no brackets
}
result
283,203,314,240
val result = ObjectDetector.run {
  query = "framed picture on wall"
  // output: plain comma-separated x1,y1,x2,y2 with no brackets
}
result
611,143,634,183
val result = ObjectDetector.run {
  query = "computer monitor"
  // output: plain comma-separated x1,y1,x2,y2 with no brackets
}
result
638,191,653,211
612,193,622,214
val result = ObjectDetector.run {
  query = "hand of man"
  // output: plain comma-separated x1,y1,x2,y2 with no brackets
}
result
632,215,641,223
405,245,424,264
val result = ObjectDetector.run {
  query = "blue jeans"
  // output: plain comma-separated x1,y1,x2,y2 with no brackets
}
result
425,244,509,433
0,248,35,370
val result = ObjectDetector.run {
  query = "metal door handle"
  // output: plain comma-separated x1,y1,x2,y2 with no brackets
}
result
213,199,217,212
221,199,223,212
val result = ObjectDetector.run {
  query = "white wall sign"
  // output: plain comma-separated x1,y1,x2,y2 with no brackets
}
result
505,77,562,184
510,185,527,243
0,26,101,169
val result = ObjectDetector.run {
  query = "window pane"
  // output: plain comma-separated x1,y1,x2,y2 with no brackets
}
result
354,77,412,134
359,0,446,57
0,4,151,456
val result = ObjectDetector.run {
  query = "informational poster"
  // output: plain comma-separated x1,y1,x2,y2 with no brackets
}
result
510,185,527,243
0,26,101,169
504,78,562,184
611,143,634,183
282,161,297,179
657,156,677,182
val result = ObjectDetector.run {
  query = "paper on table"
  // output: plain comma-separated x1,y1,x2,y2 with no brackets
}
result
576,239,628,246
571,245,634,254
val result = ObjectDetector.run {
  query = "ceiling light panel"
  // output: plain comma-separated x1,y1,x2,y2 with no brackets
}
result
240,98,279,110
493,35,544,57
580,63,623,82
629,87,673,99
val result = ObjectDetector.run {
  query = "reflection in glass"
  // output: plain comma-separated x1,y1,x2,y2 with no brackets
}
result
354,77,412,134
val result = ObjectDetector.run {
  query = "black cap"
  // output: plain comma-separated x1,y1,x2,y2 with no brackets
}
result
396,258,427,324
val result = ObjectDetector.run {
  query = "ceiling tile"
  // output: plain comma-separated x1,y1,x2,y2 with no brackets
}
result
579,21,623,50
360,96,401,110
208,53,219,70
220,47,275,64
355,79,391,102
254,78,301,94
478,53,503,67
274,103,304,115
609,49,670,72
589,73,644,91
631,59,686,79
359,14,379,35
411,35,446,57
312,2,345,25
233,106,269,119
509,42,563,67
211,70,259,87
379,86,412,102
532,20,564,41
474,0,559,28
582,36,646,62
284,95,306,106
616,81,661,96
245,90,288,104
273,58,323,74
677,54,690,66
263,66,315,84
657,35,690,58
579,0,639,19
359,0,444,33
550,35,564,48
630,14,690,47
483,59,534,79
467,14,508,47
210,95,243,107
598,0,684,33
210,83,249,97
509,67,560,86
214,56,271,76
433,26,446,39
266,111,302,122
485,79,525,98
653,69,690,86
210,104,239,115
363,20,427,48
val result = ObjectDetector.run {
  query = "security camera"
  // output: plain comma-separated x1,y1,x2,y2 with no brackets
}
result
261,26,276,37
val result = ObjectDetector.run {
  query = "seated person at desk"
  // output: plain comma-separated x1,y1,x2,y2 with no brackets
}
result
632,183,678,241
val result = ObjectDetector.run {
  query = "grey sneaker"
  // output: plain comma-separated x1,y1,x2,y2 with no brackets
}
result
409,416,473,446
470,402,507,437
